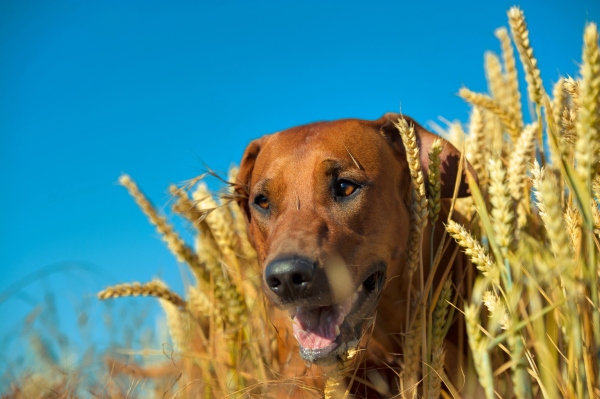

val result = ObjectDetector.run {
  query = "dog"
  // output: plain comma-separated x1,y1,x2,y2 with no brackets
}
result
235,113,473,397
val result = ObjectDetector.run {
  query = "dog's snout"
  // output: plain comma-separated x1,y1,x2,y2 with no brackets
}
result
265,257,314,299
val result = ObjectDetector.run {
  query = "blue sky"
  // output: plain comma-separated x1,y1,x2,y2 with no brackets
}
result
1,0,599,365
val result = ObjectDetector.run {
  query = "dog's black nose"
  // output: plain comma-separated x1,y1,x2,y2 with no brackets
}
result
265,257,314,299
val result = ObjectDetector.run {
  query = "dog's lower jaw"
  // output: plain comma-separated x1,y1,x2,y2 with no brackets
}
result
291,268,386,366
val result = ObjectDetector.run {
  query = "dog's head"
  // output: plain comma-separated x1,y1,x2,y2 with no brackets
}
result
235,113,470,365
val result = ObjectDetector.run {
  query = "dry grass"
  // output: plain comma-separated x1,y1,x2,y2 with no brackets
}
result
3,6,600,399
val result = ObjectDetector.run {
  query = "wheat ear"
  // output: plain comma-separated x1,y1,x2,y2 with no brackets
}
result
507,123,537,231
551,78,567,130
403,304,423,398
169,184,204,228
540,170,574,264
155,279,192,352
464,304,495,399
119,175,208,283
508,7,544,106
564,76,580,109
428,138,444,224
465,106,488,187
98,280,187,308
459,88,520,139
495,27,523,125
193,184,248,330
482,291,511,331
428,277,452,399
228,166,258,263
488,157,514,253
575,23,600,181
485,51,522,142
564,203,582,256
324,348,359,399
394,117,428,274
445,220,499,285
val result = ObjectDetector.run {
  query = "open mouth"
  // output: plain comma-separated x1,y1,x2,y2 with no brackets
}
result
288,269,385,364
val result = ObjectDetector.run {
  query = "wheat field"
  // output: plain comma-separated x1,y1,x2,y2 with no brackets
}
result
4,6,600,399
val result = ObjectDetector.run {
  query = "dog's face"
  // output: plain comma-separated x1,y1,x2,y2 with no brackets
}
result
235,113,469,365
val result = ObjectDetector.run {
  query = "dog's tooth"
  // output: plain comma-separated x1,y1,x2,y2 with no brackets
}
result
357,284,363,292
335,325,341,337
352,292,358,303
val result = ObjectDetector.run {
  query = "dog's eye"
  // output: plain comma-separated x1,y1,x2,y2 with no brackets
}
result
254,194,269,210
335,180,359,197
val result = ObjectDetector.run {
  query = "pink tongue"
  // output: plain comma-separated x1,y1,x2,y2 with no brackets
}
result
292,306,344,350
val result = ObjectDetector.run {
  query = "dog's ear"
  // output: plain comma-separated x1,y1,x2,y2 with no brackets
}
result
235,137,267,227
377,112,475,198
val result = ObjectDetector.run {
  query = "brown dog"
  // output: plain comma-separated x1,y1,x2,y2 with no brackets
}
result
235,113,472,397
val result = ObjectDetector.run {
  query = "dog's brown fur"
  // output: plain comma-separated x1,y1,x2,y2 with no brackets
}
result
235,113,473,397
